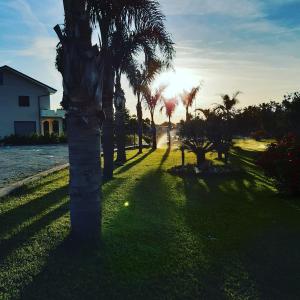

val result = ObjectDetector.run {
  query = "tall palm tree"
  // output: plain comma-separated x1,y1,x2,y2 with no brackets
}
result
142,84,167,149
127,60,165,153
161,97,178,146
54,0,106,239
54,0,172,238
112,7,173,162
181,84,201,121
95,0,174,176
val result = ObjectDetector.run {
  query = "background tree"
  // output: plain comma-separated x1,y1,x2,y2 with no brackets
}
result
91,0,173,179
142,84,166,149
181,84,201,121
112,5,174,163
128,59,168,153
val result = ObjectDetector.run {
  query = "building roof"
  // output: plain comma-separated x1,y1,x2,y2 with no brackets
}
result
0,65,57,95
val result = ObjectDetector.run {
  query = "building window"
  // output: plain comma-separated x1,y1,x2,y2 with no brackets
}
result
0,72,3,85
19,96,30,107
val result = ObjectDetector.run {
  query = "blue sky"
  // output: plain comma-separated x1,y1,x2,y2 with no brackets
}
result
1,0,300,122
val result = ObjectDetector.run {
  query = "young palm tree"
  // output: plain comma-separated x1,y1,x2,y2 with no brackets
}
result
142,84,167,149
215,91,241,142
161,97,178,146
196,107,227,160
179,119,214,167
181,84,201,121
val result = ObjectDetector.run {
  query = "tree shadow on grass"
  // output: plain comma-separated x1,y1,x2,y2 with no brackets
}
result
20,149,212,299
0,195,69,260
158,146,170,169
114,149,153,175
180,148,300,299
0,185,69,238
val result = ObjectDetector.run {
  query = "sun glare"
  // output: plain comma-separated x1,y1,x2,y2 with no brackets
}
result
153,68,201,98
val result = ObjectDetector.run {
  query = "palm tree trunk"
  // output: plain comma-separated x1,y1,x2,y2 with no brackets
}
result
196,150,206,167
114,76,127,164
115,108,126,164
55,2,104,240
102,67,114,181
136,94,143,154
181,147,185,166
168,116,171,147
186,106,190,121
68,111,101,239
151,113,157,150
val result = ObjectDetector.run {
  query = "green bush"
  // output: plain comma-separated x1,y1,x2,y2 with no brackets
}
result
0,133,67,146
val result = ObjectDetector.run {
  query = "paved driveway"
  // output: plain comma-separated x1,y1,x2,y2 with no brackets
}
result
0,145,68,188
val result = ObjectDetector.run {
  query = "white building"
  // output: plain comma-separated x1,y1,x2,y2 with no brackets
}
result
0,65,65,139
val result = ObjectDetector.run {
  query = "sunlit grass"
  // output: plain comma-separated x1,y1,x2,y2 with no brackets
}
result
0,141,299,299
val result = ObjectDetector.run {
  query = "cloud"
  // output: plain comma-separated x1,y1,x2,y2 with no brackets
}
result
2,0,47,34
18,36,57,59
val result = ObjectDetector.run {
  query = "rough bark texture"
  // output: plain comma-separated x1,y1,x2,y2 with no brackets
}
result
68,111,102,239
136,95,143,154
102,67,115,180
55,1,104,240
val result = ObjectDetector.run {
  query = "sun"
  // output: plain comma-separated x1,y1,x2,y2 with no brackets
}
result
152,68,201,98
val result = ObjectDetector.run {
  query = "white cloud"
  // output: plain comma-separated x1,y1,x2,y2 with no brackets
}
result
2,0,47,34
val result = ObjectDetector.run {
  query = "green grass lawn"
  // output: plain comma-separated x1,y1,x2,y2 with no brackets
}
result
0,141,300,299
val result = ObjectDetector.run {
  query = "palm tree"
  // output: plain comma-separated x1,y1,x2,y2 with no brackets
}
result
54,0,172,238
142,84,166,149
54,0,106,239
112,7,174,162
215,91,241,142
98,0,174,174
161,97,178,146
181,84,201,121
127,60,166,153
179,119,214,167
196,107,228,161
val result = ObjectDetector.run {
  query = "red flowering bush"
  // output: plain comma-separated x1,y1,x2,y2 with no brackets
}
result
257,134,300,195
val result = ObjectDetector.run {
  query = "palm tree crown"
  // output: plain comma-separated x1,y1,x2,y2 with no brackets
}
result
161,97,178,119
143,84,167,117
181,84,201,121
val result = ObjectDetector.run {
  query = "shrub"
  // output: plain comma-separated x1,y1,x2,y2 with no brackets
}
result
257,134,300,195
0,133,67,146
